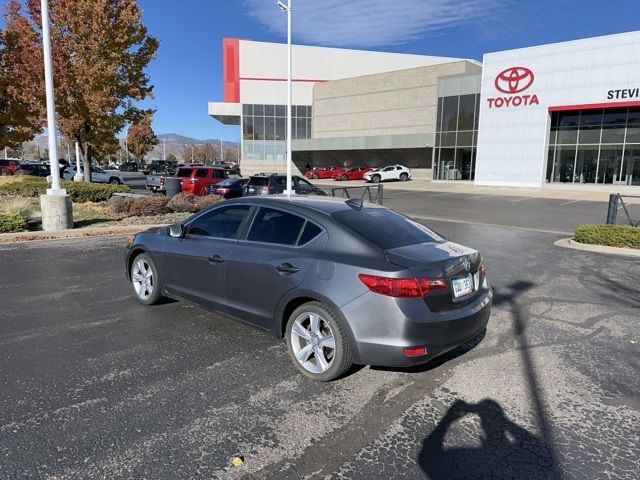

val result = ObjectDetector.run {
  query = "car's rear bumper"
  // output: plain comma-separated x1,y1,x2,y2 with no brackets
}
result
340,286,492,367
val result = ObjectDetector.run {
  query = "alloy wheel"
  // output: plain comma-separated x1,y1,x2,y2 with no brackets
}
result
132,258,154,300
290,312,336,374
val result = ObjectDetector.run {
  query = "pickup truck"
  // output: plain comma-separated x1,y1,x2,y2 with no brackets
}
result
142,160,177,176
62,165,125,184
145,174,168,193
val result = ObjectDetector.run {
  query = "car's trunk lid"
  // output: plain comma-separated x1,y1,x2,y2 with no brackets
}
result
385,241,485,311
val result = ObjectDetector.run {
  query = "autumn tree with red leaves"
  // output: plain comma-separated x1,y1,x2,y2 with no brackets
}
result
126,113,157,161
5,0,158,181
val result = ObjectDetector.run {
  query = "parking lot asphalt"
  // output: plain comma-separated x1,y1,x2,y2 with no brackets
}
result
1,208,638,479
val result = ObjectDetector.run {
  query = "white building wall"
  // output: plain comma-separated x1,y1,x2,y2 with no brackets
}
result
475,30,640,187
238,39,477,106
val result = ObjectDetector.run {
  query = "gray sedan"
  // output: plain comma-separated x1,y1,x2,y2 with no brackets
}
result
125,196,492,381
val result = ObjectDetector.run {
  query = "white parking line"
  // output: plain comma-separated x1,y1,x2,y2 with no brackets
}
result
559,200,582,206
510,197,535,203
468,194,495,199
427,193,453,197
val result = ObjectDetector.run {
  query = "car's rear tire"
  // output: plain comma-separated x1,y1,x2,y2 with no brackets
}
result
150,169,157,175
130,253,163,305
285,301,352,382
399,172,409,182
371,174,381,183
341,174,348,181
312,173,319,179
109,177,121,184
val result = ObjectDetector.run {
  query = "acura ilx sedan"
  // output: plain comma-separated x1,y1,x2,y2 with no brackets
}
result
125,196,491,381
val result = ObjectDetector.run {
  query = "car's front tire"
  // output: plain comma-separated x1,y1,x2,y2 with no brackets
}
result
130,253,163,305
285,301,352,382
371,174,381,183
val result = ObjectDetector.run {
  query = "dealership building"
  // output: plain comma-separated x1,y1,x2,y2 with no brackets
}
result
209,30,640,189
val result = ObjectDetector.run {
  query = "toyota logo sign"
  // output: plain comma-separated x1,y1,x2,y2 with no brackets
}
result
494,67,535,94
487,66,539,108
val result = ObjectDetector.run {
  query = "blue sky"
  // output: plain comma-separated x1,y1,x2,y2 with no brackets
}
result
9,0,640,141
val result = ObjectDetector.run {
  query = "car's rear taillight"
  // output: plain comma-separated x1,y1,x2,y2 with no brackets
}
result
160,177,165,185
358,274,446,298
217,188,230,194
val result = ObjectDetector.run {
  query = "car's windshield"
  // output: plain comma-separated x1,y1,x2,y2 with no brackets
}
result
332,208,444,249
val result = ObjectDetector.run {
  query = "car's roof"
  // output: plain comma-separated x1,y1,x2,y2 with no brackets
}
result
224,194,385,216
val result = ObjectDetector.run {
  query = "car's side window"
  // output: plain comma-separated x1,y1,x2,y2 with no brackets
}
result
213,169,225,179
298,222,322,245
384,167,393,172
247,207,305,246
295,177,314,193
188,205,251,238
196,168,209,178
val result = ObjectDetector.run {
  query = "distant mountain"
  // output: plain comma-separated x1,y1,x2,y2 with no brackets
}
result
19,133,239,162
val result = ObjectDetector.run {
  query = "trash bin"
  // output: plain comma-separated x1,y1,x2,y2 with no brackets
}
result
164,177,182,198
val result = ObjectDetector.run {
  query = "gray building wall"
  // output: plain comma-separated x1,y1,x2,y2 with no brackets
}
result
312,61,482,139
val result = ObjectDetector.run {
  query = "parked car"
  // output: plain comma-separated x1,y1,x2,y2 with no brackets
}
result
62,165,125,184
210,160,240,173
332,166,373,181
143,160,177,176
125,196,491,381
364,165,412,183
176,166,241,195
204,177,248,199
119,162,139,172
306,166,344,180
15,164,50,177
244,174,327,196
0,159,21,175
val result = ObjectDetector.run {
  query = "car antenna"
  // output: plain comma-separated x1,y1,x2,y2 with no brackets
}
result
345,198,363,210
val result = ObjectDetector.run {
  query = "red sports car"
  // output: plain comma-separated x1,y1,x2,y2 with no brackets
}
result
305,166,344,179
332,166,373,181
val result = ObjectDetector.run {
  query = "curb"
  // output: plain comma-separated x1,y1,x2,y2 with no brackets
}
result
554,238,640,257
0,224,167,244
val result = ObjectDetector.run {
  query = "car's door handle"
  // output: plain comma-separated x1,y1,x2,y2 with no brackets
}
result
208,254,224,263
276,263,300,274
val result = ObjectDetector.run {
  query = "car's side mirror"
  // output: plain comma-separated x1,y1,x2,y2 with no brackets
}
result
169,223,184,238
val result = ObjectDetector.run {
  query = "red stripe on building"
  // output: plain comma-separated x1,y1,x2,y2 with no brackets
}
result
549,100,640,112
223,38,240,103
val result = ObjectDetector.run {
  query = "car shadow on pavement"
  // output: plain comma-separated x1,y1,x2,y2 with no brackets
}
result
418,398,555,480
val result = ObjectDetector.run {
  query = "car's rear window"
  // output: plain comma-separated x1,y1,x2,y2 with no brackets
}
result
249,177,270,186
176,168,193,177
332,208,443,250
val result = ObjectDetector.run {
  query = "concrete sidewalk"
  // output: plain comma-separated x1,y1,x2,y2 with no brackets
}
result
312,178,638,202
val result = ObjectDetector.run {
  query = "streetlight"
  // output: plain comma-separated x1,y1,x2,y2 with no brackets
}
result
39,0,72,230
278,0,293,197
220,135,224,162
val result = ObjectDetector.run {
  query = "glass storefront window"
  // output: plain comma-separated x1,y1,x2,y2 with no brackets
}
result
601,128,626,144
558,112,580,127
441,132,456,147
598,146,624,184
546,147,555,182
574,145,598,183
622,147,640,186
457,94,476,130
626,127,640,144
456,147,474,180
442,96,459,132
578,126,601,144
553,146,576,183
456,131,474,147
579,109,603,127
557,129,578,144
602,108,627,127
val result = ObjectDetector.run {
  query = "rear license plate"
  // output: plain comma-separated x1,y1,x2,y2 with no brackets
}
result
452,274,473,298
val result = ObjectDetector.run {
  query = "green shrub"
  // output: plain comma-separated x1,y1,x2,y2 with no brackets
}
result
574,224,640,249
0,196,35,219
0,213,28,233
128,195,170,217
0,177,131,202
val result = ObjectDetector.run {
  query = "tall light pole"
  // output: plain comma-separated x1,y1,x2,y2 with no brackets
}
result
162,138,166,161
278,0,293,197
39,0,72,230
220,135,224,162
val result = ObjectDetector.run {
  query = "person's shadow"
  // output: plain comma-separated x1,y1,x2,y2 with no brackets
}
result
418,399,556,479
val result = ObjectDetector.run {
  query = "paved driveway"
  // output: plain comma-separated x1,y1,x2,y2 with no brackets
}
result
0,212,638,478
